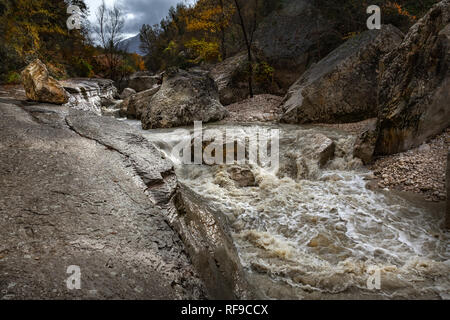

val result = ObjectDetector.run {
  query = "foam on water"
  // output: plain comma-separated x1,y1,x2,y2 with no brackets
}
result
133,121,450,299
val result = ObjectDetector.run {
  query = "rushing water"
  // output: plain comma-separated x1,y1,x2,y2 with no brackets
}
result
126,120,450,299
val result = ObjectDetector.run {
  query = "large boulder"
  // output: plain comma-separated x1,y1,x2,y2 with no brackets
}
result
278,133,336,180
21,59,69,104
253,0,342,90
209,52,247,105
119,85,160,120
209,52,281,105
281,25,404,124
141,69,228,129
375,0,450,155
61,78,118,115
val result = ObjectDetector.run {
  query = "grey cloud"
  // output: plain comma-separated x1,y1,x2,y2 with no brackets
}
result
118,0,193,35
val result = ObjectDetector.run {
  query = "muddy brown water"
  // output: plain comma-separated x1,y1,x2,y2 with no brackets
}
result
127,121,450,300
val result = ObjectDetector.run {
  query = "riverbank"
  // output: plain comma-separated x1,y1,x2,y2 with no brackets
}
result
0,93,205,299
371,129,450,202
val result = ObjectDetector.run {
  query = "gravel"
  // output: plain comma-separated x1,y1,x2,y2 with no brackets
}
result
371,128,450,202
221,94,283,123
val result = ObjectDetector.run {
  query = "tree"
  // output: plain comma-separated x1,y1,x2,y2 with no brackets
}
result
314,0,439,34
185,0,234,60
232,0,259,98
93,0,125,80
0,0,94,82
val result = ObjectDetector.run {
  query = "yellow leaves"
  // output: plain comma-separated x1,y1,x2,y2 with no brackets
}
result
185,38,221,63
185,0,234,34
3,0,68,57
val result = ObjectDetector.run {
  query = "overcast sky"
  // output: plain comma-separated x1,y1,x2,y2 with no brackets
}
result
84,0,195,39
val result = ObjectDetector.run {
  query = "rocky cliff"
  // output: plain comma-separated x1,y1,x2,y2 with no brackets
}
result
254,0,342,90
375,0,450,155
281,25,403,124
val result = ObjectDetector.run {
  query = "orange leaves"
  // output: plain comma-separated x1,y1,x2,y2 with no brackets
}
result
385,2,417,21
130,53,146,71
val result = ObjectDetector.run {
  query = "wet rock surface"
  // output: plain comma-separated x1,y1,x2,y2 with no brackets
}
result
227,165,257,188
281,25,403,124
353,119,378,165
61,78,119,116
375,0,450,155
171,186,258,299
278,132,337,181
119,85,161,120
0,97,205,299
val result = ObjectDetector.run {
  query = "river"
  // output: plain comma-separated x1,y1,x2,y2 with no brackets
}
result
124,120,450,299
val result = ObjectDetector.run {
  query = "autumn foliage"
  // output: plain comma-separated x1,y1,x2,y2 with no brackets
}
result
0,0,147,83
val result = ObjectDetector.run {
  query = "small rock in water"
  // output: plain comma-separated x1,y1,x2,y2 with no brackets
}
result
227,165,257,188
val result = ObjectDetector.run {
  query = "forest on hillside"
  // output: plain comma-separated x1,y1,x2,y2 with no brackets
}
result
0,0,440,84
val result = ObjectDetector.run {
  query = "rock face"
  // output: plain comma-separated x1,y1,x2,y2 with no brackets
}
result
141,69,228,129
61,78,118,115
172,186,257,299
353,119,378,165
119,85,161,119
0,101,205,299
313,134,336,167
209,52,247,105
253,0,342,90
447,149,450,229
118,71,162,93
21,59,69,104
65,111,177,205
120,88,136,99
281,25,404,124
209,52,282,105
375,0,450,155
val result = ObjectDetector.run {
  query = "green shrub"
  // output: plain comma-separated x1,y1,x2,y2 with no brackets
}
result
6,72,21,84
71,58,94,78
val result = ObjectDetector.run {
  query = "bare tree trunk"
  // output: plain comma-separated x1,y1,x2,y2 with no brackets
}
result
233,0,254,98
218,0,227,60
94,0,124,81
